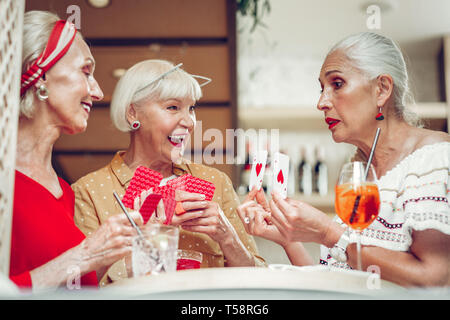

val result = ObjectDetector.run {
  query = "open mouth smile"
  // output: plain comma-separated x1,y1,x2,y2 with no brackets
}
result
168,135,186,147
81,102,92,114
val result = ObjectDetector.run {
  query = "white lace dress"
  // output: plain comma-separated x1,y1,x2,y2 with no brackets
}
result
320,142,450,269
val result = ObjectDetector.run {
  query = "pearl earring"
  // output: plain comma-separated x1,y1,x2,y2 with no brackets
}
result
36,85,49,101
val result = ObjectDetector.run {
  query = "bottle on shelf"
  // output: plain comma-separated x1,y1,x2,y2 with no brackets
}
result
263,142,272,194
297,146,312,196
313,145,328,196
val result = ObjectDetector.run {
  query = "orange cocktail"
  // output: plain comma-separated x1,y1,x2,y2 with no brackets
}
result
335,182,380,230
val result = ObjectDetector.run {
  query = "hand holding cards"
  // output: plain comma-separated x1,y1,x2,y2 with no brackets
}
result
122,166,215,225
167,174,215,215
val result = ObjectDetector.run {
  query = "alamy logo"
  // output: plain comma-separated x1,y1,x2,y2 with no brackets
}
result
66,265,81,290
66,5,81,30
170,122,280,165
366,5,381,30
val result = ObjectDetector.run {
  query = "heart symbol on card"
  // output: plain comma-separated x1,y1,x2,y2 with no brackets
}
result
255,163,263,176
277,170,284,184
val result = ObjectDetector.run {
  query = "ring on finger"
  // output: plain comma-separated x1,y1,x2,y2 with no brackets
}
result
244,216,251,224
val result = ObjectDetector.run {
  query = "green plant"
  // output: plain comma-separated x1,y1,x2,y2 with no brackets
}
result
237,0,271,32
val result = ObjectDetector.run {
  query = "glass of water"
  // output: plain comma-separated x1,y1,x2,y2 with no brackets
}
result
131,224,179,277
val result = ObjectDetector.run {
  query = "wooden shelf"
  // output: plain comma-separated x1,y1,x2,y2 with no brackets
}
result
238,106,327,130
409,102,448,119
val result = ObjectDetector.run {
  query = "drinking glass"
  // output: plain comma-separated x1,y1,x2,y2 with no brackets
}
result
176,249,203,270
131,224,179,277
335,161,380,270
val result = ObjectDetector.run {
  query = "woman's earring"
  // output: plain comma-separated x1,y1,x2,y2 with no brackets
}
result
375,107,384,121
36,85,49,101
130,120,141,131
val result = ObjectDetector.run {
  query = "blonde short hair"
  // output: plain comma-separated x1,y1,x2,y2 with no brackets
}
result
20,11,60,118
110,59,203,132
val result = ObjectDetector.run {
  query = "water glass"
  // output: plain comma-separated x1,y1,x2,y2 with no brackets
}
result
132,224,179,277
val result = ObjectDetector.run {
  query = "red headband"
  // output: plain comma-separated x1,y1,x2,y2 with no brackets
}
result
20,20,77,96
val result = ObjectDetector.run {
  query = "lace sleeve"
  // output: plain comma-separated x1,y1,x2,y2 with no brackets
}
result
400,144,450,235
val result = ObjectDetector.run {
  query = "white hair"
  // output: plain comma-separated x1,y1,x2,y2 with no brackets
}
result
328,32,421,127
110,59,203,132
20,11,61,118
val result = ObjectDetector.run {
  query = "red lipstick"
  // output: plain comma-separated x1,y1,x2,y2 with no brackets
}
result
325,117,340,129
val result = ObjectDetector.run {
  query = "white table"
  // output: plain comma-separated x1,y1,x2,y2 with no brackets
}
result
104,265,404,299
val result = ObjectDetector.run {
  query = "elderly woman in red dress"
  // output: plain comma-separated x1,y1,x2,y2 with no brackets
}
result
9,11,143,290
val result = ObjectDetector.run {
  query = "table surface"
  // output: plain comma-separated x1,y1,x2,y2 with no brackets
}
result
3,266,449,300
104,265,406,299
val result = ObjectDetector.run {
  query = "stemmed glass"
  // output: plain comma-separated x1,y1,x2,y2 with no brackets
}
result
335,161,380,270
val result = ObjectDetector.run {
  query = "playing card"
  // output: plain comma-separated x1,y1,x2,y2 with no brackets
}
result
249,150,268,191
166,174,189,192
122,166,163,208
139,193,163,224
153,184,177,225
178,175,215,201
124,168,215,224
167,174,215,215
162,192,177,225
272,152,289,199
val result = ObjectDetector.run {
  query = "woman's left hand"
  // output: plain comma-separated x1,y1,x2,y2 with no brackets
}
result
171,190,235,243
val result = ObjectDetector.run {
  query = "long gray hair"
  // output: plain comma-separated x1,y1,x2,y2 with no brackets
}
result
328,32,421,127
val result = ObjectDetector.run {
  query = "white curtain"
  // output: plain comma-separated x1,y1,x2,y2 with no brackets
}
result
0,0,24,283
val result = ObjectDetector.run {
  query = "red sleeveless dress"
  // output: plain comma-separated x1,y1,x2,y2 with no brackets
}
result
9,170,98,288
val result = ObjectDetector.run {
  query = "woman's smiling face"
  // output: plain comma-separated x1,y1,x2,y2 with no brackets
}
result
317,50,378,144
41,34,103,134
134,96,196,164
